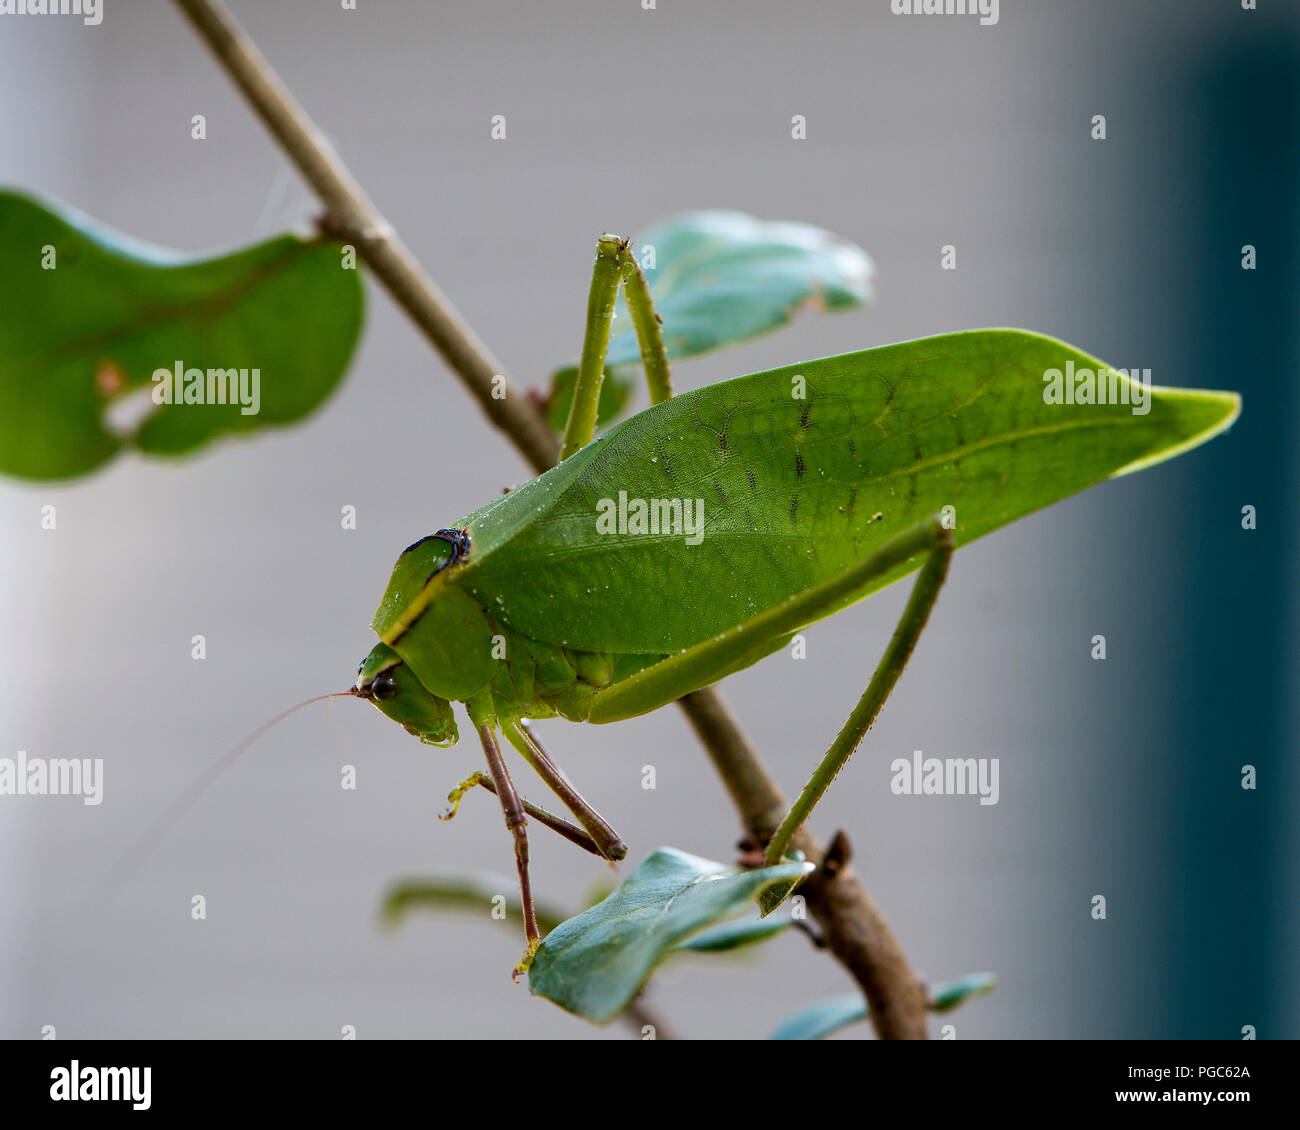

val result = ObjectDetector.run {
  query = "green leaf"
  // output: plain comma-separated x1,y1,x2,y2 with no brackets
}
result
528,847,813,1024
677,916,790,953
612,210,874,364
0,189,364,480
380,875,569,936
545,363,635,432
545,209,873,431
928,972,997,1013
769,976,998,1040
771,993,868,1041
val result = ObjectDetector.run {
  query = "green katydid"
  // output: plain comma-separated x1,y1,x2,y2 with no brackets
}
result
351,235,1240,976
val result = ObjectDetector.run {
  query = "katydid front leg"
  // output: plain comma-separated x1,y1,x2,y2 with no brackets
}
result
439,769,607,859
619,248,673,405
559,235,630,460
474,723,541,978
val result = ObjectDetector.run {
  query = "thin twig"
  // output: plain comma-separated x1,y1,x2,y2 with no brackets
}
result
623,994,678,1041
171,0,558,475
172,0,929,1040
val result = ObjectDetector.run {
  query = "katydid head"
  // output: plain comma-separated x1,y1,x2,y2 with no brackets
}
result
355,643,459,747
366,528,496,706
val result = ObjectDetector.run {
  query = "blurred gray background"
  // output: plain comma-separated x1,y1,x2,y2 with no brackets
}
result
1,0,1294,1039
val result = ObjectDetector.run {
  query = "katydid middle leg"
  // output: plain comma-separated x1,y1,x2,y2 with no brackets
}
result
500,719,628,862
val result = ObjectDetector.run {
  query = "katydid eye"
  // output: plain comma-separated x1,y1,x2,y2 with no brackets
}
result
371,671,398,701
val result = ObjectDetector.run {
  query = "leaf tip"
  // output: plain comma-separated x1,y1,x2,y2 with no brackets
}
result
1112,384,1242,480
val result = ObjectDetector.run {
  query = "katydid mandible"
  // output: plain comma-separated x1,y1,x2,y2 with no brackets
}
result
352,235,1240,975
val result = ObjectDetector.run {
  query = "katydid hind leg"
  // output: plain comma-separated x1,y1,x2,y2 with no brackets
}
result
476,724,542,978
762,531,954,874
587,515,953,724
